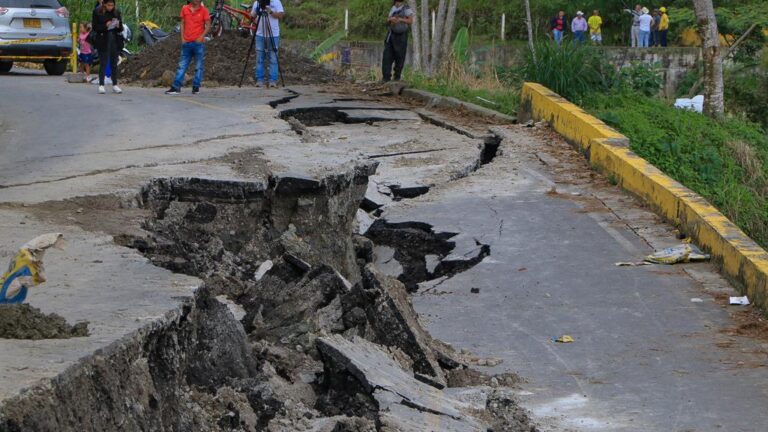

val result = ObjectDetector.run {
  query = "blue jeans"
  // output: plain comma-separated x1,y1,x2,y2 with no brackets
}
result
255,35,280,84
573,31,586,45
173,42,205,89
639,30,650,47
553,29,563,46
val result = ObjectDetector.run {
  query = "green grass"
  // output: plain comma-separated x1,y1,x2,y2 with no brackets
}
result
585,92,768,246
403,68,519,117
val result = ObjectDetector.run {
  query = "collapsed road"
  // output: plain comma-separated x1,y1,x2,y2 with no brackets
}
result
1,70,768,432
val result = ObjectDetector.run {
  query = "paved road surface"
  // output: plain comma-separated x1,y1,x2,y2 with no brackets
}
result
2,71,768,432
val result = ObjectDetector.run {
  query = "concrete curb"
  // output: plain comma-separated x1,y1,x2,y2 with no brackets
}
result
389,83,517,124
519,82,768,311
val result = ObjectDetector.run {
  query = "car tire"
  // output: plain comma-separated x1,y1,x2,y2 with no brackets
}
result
0,61,12,73
43,59,67,76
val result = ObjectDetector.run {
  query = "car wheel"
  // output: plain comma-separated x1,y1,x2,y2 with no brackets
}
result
0,61,12,73
43,60,67,76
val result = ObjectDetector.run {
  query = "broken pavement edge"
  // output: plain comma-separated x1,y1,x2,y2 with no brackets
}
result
519,81,768,312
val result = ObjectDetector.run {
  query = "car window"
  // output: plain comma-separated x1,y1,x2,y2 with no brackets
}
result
0,0,62,8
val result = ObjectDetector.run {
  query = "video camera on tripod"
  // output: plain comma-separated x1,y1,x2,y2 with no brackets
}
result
254,0,271,16
239,0,285,87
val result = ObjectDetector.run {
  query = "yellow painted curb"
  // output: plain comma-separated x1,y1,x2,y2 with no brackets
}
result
520,82,768,310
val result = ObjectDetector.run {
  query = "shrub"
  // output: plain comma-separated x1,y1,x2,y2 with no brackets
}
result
521,41,613,103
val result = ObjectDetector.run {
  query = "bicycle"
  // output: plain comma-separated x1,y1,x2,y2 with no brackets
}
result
210,0,257,38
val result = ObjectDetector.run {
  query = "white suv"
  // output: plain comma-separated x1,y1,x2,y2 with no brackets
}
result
0,0,72,75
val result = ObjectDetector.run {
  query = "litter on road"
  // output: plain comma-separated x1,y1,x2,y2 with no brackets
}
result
0,233,65,304
553,335,574,343
644,244,711,265
729,296,750,306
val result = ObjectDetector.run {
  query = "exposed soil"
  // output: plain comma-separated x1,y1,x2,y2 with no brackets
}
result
0,305,89,340
122,32,338,87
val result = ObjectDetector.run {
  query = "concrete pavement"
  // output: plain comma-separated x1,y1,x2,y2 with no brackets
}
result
2,70,767,431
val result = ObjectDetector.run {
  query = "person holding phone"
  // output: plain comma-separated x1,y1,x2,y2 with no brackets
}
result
91,0,124,94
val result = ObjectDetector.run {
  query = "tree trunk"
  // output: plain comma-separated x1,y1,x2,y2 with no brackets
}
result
407,0,421,70
523,0,536,65
692,0,724,119
429,0,447,74
420,0,430,71
439,0,458,62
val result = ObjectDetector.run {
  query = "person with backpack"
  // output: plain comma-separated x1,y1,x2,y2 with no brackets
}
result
91,0,124,94
550,11,567,47
165,0,211,95
382,0,414,82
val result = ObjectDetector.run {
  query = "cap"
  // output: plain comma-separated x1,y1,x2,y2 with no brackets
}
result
576,11,584,15
641,7,649,14
660,6,667,12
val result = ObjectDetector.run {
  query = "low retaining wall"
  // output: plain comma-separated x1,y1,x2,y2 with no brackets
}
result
520,82,768,311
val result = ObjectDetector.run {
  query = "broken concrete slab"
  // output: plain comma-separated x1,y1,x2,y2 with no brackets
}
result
372,245,404,279
317,334,486,431
340,109,422,123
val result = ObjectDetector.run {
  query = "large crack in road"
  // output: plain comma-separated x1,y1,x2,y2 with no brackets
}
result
3,80,768,432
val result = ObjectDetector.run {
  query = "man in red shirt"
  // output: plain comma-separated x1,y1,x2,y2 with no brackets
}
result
165,0,210,95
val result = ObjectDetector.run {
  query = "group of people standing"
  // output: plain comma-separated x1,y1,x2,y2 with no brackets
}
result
626,4,669,48
77,0,285,95
550,5,669,48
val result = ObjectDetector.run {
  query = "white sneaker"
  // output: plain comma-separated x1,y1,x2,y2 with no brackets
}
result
112,85,122,94
98,85,105,94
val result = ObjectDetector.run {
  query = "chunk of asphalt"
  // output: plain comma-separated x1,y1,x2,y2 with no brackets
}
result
373,245,404,279
317,334,486,431
389,184,431,200
356,209,375,235
254,260,274,281
359,265,446,387
271,175,322,194
284,253,312,273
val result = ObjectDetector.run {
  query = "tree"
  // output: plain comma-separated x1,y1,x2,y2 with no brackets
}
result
524,0,536,65
429,0,447,74
692,0,725,118
420,0,430,71
439,0,459,62
408,0,421,70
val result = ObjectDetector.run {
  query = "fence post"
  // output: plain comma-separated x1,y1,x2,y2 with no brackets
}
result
70,22,77,73
344,9,349,36
135,0,139,24
501,13,505,40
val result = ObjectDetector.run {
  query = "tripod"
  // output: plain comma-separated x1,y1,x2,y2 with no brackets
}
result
239,5,285,88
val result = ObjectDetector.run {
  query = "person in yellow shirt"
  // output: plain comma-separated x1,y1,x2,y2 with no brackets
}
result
588,10,603,45
658,7,669,47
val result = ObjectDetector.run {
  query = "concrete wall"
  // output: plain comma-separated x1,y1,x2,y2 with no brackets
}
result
284,40,701,95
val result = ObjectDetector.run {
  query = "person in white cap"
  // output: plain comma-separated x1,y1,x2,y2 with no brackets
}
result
571,11,588,45
638,7,653,47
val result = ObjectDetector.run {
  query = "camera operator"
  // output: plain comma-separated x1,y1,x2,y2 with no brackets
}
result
382,0,414,83
250,0,285,88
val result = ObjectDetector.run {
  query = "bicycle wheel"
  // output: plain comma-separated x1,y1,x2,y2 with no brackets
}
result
211,12,232,38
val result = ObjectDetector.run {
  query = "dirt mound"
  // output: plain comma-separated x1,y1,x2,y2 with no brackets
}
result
122,32,337,87
0,304,89,340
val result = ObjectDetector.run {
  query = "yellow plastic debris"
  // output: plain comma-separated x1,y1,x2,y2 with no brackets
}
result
1,233,65,304
554,335,574,343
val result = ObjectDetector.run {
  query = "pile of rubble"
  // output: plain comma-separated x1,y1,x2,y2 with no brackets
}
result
1,164,537,431
121,32,337,87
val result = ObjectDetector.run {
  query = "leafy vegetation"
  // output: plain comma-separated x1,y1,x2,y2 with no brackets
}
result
585,92,768,246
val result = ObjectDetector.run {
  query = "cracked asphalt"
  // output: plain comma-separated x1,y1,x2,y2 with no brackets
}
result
2,69,768,432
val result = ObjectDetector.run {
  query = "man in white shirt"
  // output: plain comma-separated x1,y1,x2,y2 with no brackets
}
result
637,7,653,48
250,0,285,87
